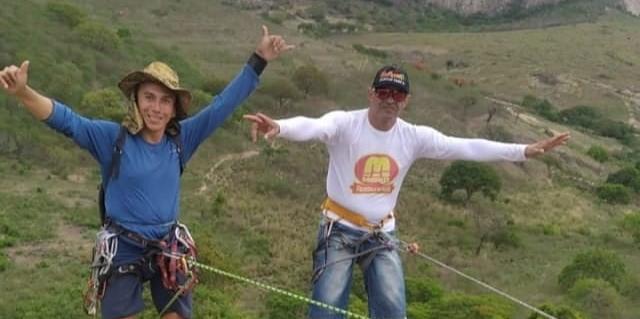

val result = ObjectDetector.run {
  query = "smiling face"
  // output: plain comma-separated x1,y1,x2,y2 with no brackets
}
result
136,81,177,141
367,86,410,131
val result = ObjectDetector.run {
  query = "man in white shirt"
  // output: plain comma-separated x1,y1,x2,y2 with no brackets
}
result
244,65,569,319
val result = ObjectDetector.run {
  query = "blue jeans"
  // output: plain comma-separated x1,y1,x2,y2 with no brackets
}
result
309,221,406,319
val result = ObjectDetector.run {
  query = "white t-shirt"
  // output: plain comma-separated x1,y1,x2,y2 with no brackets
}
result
277,109,527,231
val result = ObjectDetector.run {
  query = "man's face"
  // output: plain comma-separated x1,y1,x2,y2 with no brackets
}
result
136,82,177,135
368,86,410,119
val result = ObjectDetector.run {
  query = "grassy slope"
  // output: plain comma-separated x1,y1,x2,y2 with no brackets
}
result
1,0,640,318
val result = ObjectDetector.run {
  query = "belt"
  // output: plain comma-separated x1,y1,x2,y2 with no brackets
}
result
321,197,393,230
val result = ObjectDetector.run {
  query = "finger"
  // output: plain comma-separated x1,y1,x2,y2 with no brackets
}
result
251,122,258,143
256,112,274,125
19,60,29,76
242,114,262,123
0,77,8,89
265,127,279,140
261,25,269,38
282,44,296,52
6,66,18,84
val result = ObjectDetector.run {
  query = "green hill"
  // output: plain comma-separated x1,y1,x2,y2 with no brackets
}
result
1,0,640,318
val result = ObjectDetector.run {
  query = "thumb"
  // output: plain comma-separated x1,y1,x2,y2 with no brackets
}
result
19,60,29,76
261,25,269,38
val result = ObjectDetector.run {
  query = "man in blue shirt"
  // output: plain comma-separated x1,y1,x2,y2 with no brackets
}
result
0,26,292,319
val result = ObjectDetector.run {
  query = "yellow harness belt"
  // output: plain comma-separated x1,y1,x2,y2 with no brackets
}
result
321,197,394,230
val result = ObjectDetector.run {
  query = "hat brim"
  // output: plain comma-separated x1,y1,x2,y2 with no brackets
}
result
374,82,409,93
118,71,192,115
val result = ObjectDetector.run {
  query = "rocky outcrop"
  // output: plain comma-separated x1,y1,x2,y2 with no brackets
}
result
423,0,566,15
624,0,640,15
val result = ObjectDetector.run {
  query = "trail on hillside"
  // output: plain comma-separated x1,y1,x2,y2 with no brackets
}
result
197,150,260,195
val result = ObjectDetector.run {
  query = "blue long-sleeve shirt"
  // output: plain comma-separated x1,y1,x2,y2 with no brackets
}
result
46,64,259,239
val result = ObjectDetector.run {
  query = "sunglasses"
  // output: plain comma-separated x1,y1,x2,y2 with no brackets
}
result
375,88,408,103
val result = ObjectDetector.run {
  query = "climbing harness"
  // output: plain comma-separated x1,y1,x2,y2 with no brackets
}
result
82,222,199,316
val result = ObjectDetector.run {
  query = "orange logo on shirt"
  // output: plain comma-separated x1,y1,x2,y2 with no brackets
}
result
351,154,398,194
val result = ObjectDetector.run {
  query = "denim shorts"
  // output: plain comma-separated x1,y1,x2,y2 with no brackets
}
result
101,237,192,319
309,220,406,319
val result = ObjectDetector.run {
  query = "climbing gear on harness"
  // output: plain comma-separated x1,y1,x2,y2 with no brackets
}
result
311,220,398,284
98,125,185,225
82,222,198,316
83,228,119,316
321,197,394,230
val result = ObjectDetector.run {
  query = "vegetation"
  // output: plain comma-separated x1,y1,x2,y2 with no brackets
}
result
2,0,640,318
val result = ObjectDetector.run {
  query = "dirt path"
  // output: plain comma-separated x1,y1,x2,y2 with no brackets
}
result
6,221,92,267
197,150,260,194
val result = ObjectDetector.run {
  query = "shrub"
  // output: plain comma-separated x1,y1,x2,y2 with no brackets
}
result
596,183,631,204
620,212,640,244
568,278,623,319
292,64,329,97
558,249,627,292
586,145,608,163
527,303,585,319
606,167,640,192
80,88,124,121
46,1,87,27
75,21,121,51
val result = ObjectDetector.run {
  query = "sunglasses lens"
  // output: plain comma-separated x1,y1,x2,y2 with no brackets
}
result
376,88,406,102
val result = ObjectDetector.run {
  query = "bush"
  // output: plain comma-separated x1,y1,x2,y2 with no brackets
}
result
46,1,87,27
559,105,599,128
440,161,501,202
80,88,124,121
620,212,640,244
606,167,640,192
521,95,558,121
406,277,444,304
425,293,514,319
292,64,329,97
596,183,631,204
75,21,121,51
353,43,388,59
568,278,623,319
527,303,585,319
586,145,608,163
558,249,627,292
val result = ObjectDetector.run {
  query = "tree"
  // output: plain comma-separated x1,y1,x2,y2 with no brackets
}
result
527,303,585,319
80,88,123,121
292,64,329,97
558,249,627,292
439,161,501,203
259,78,301,109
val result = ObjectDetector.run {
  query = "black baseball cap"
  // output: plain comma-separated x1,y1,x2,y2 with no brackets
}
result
371,65,410,93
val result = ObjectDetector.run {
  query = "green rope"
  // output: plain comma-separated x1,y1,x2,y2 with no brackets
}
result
190,259,369,319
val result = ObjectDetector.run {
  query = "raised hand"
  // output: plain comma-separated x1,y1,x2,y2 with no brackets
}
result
525,132,571,158
255,25,295,62
243,112,280,143
0,61,30,96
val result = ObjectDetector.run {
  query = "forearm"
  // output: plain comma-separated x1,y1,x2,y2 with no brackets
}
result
441,137,527,161
15,86,53,121
277,116,335,142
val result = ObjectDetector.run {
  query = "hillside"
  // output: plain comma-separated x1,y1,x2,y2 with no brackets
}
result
1,0,640,318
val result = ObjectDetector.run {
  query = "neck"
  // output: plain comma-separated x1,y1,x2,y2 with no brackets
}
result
140,129,164,144
367,111,397,131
